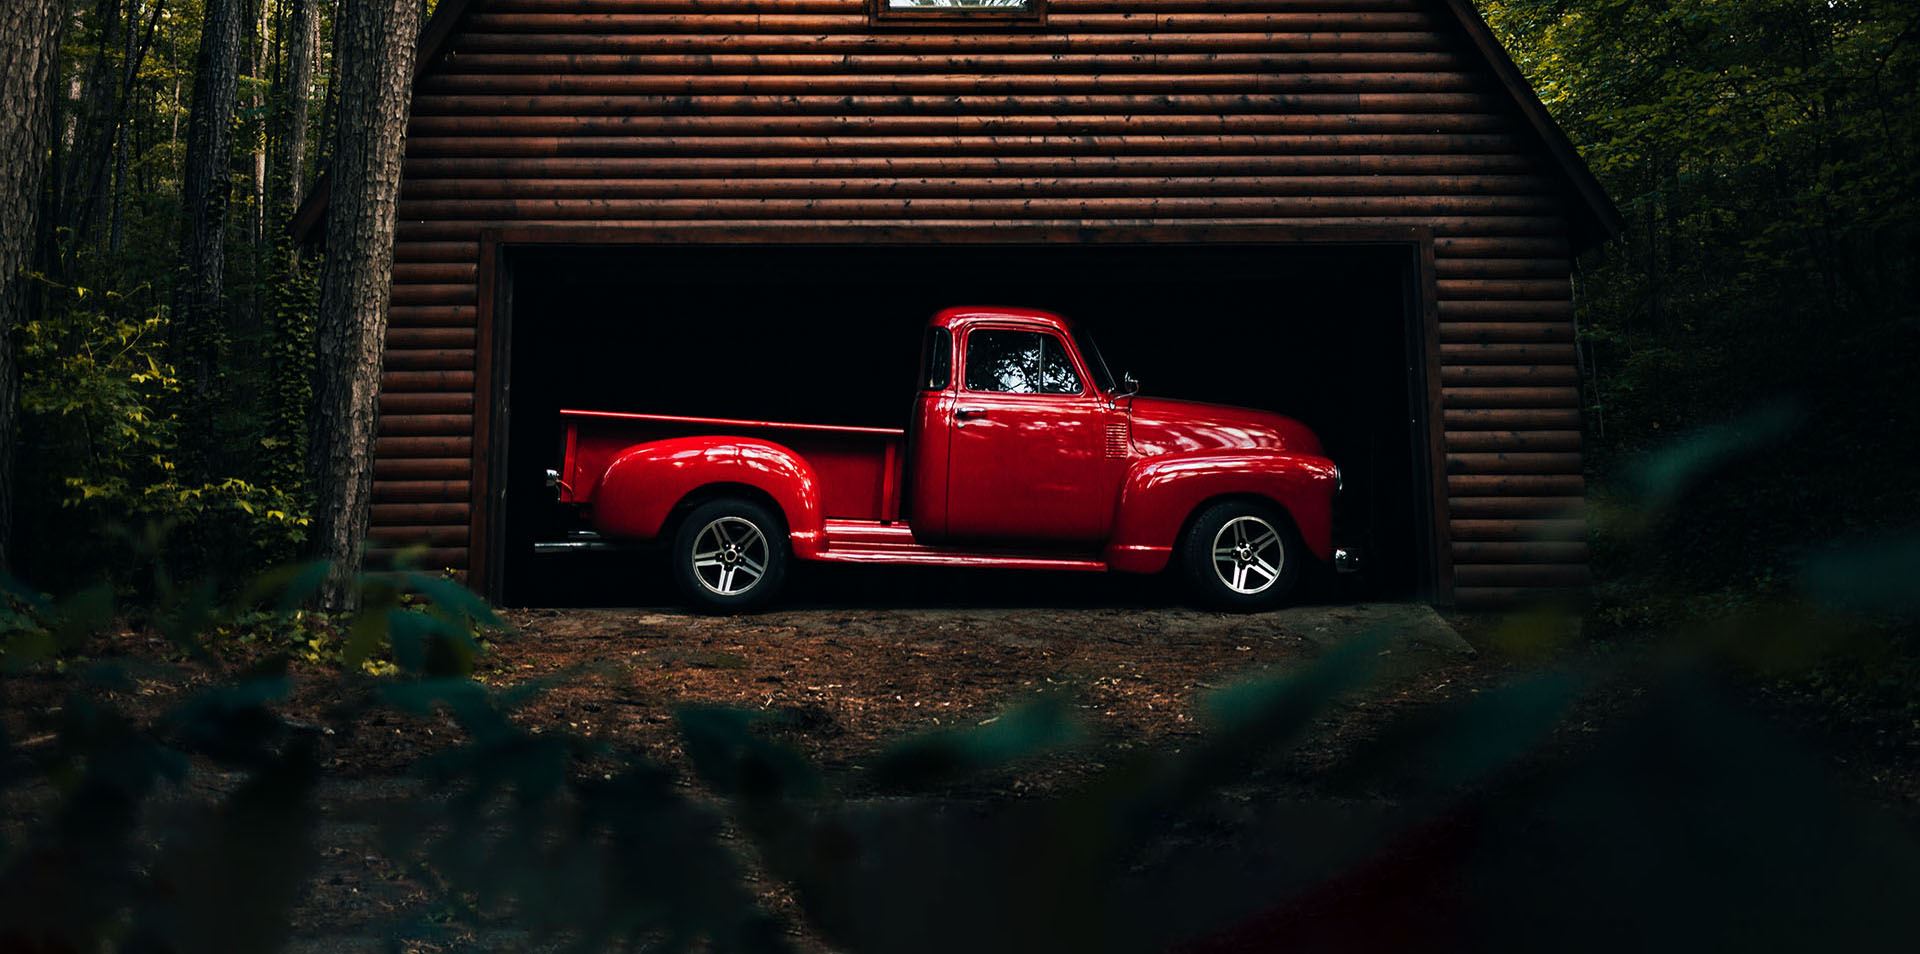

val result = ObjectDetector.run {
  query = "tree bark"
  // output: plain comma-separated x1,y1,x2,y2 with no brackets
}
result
171,0,246,480
250,0,270,247
310,0,422,610
110,1,166,253
0,0,68,574
273,0,321,222
57,0,121,262
87,0,165,256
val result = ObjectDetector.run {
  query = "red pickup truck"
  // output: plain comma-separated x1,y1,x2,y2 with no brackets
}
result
550,306,1344,612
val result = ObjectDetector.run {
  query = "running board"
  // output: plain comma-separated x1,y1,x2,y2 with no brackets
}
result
532,530,640,555
815,520,1108,572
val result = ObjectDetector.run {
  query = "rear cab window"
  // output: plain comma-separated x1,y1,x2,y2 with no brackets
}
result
922,327,952,389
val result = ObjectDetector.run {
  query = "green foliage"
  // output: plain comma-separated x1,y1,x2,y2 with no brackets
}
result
1480,0,1920,598
14,276,308,593
261,242,319,493
14,0,340,605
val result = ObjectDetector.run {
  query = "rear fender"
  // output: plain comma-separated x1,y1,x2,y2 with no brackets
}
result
1105,450,1339,574
588,436,826,557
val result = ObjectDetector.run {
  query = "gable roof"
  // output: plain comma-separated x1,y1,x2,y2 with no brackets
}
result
293,0,1623,250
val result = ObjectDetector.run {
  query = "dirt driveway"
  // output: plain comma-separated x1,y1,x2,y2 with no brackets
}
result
458,601,1481,779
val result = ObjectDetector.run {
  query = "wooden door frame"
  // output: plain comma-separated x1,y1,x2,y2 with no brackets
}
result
471,223,1455,605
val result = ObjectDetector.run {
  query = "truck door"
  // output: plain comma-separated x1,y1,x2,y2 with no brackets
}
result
943,326,1122,544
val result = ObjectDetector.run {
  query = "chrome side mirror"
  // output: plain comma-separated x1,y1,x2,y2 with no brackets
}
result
1116,371,1141,398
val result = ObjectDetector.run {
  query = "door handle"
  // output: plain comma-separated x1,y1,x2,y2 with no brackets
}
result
954,407,988,421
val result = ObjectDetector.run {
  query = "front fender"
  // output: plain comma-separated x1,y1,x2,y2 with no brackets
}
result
588,436,826,556
1105,450,1339,574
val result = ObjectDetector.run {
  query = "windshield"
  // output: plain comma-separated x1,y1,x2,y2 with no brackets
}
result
1071,326,1118,394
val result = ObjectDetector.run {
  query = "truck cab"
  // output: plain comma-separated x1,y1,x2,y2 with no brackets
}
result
552,306,1342,612
908,307,1130,544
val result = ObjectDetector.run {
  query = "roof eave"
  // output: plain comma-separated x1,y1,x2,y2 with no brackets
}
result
1437,0,1624,253
289,0,485,247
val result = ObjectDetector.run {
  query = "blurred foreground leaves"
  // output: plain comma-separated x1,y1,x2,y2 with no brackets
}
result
3,574,1917,952
2,412,1919,952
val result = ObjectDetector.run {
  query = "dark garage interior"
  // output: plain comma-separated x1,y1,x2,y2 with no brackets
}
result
494,244,1432,608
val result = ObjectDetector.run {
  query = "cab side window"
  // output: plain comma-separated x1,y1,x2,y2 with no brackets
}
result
1038,337,1082,394
965,330,1082,395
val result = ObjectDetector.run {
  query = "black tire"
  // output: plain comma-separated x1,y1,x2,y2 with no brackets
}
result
671,498,789,614
1180,499,1303,612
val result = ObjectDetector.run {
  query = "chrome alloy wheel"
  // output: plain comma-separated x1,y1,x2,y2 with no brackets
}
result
690,516,770,597
1211,515,1286,595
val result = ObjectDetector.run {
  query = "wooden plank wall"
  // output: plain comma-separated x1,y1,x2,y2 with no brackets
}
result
376,0,1590,607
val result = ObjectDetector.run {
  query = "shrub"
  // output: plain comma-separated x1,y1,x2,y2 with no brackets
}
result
14,277,308,595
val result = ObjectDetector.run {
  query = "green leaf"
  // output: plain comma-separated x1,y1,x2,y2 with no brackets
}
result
1800,536,1920,617
1628,400,1805,510
405,572,505,629
0,571,53,616
340,607,389,670
1199,626,1389,734
1334,671,1582,794
869,696,1081,790
676,705,822,802
238,560,332,614
51,584,117,653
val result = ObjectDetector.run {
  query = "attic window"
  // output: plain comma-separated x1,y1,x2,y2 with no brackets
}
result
872,0,1047,26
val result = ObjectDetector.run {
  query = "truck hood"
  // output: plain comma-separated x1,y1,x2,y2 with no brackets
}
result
1128,396,1324,457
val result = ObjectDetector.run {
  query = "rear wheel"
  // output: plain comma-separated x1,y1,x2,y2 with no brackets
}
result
1181,500,1301,611
671,498,788,613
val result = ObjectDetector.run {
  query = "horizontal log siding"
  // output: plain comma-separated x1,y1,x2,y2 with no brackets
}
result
378,0,1588,605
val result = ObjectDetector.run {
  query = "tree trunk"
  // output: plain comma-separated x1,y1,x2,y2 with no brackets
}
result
316,0,343,173
81,0,165,257
0,0,68,574
171,0,246,480
110,0,165,254
273,0,320,222
57,0,121,262
310,0,422,610
251,0,270,247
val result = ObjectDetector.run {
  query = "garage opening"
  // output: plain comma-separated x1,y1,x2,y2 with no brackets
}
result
491,244,1434,608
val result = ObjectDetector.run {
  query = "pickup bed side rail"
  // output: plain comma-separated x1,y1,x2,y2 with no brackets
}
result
557,409,908,556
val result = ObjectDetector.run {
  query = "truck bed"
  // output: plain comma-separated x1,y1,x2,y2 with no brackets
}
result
556,408,908,522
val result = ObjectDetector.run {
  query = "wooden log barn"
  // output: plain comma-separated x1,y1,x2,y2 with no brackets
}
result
294,0,1621,608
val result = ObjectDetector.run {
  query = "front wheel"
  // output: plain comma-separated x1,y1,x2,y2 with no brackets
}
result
671,498,788,614
1180,501,1302,611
